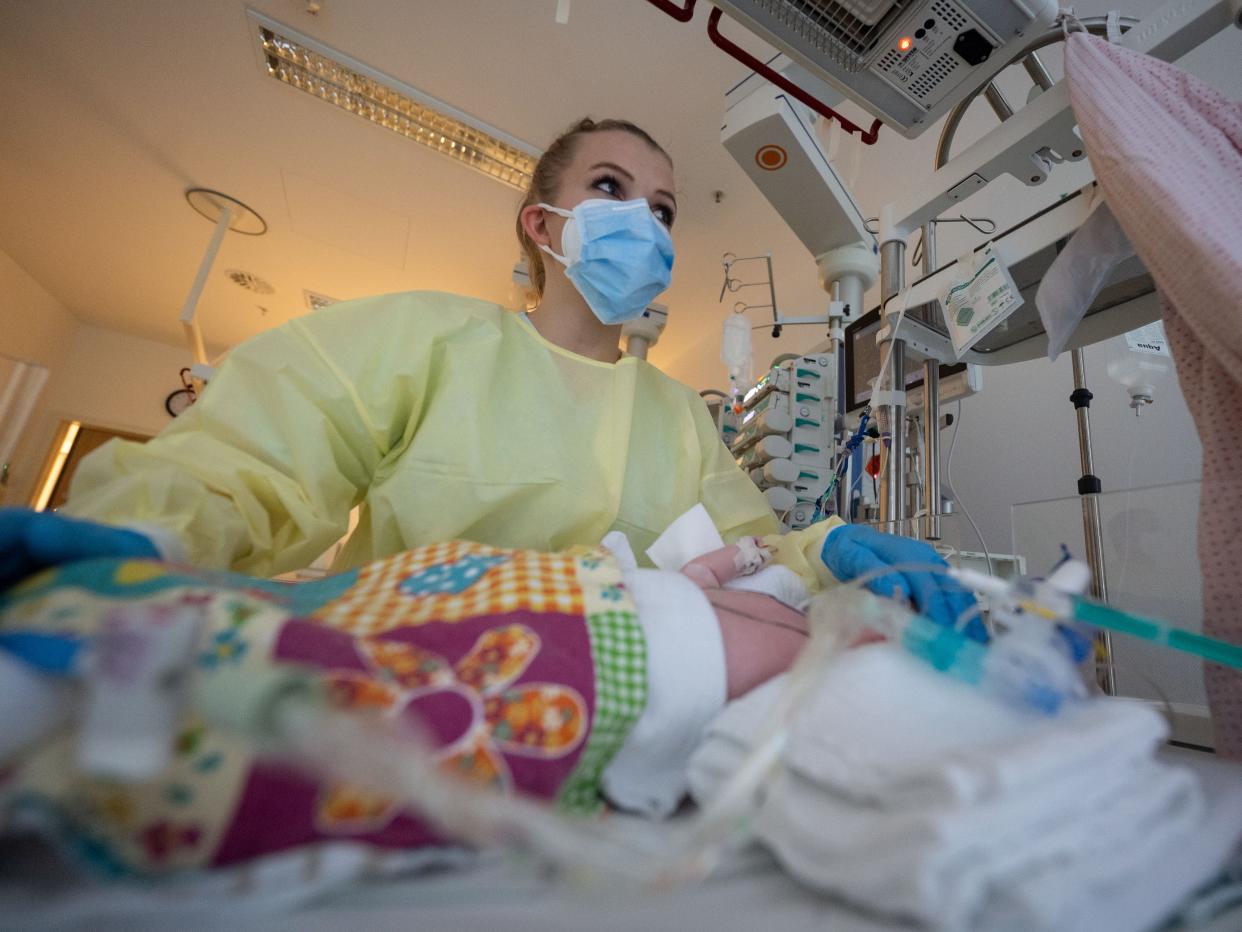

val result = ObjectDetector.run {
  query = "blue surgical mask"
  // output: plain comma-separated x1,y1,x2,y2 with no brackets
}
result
538,198,674,325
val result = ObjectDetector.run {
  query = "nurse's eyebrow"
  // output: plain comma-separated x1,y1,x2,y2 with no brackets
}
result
589,161,678,208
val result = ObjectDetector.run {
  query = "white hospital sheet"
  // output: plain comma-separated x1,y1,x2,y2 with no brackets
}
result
2,748,1240,932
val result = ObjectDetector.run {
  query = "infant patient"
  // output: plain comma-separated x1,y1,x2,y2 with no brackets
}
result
595,510,814,817
0,506,816,879
604,501,813,704
651,534,809,699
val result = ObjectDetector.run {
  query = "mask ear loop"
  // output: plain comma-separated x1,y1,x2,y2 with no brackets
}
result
536,203,572,266
538,243,570,267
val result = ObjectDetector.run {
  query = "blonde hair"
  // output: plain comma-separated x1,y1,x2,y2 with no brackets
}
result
515,117,670,299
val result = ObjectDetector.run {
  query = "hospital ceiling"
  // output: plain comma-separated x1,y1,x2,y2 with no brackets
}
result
0,0,877,374
4,0,1240,387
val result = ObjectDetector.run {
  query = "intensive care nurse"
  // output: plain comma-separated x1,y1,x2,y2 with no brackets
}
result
0,117,971,628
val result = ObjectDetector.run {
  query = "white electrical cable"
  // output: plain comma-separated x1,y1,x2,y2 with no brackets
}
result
945,401,994,576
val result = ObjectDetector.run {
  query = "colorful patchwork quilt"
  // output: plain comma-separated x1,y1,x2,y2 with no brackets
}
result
0,540,646,877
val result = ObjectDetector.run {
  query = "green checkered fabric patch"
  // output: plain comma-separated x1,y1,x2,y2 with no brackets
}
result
555,609,648,813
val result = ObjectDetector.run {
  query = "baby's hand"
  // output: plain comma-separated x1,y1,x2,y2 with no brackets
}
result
680,538,772,589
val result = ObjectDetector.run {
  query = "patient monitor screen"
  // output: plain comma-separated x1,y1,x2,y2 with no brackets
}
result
845,309,964,413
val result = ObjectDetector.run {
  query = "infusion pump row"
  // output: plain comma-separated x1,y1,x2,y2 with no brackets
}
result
710,343,984,530
718,354,837,531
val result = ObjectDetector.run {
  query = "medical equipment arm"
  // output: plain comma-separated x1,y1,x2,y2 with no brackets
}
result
62,295,479,576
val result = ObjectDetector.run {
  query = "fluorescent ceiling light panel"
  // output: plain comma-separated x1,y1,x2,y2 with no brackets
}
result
248,10,540,191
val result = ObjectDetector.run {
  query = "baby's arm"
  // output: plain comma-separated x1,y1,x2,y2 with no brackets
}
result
678,541,809,700
703,589,808,700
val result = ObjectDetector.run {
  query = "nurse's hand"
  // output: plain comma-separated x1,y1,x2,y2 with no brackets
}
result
821,524,985,641
0,509,159,592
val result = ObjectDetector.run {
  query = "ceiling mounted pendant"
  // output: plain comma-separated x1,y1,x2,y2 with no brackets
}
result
179,188,268,379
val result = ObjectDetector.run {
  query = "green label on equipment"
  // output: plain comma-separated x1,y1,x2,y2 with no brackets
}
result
938,243,1024,359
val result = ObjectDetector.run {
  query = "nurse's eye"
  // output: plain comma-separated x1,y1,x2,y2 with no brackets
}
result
591,174,623,198
653,204,675,228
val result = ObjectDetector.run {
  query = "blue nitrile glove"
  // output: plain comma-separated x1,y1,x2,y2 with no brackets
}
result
0,508,159,592
821,524,986,641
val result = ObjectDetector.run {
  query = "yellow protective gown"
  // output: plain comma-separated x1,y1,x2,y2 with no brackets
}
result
64,292,840,586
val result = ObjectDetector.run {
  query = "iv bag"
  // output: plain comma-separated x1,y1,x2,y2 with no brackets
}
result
721,313,753,380
1107,354,1168,389
1106,352,1169,411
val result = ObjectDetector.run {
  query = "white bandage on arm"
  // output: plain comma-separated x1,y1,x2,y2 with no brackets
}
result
597,561,728,819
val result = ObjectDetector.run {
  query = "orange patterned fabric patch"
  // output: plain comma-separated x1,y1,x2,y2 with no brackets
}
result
311,542,584,635
439,732,508,792
454,625,539,693
484,686,586,757
361,639,456,691
312,621,588,834
316,782,399,834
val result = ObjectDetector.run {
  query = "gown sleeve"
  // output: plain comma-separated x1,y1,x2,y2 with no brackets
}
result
62,294,486,577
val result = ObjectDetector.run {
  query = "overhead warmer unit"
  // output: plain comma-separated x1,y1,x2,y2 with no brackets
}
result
708,0,1058,138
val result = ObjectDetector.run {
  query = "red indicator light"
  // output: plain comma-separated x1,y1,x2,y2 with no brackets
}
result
898,36,913,51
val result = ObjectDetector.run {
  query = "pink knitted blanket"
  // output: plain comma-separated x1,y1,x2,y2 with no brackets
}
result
1066,32,1242,756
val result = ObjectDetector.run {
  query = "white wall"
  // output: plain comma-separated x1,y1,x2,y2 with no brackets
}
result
43,324,193,438
0,248,79,364
0,248,79,505
0,246,191,506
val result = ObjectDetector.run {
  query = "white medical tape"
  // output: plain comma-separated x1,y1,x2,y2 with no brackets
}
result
733,536,773,577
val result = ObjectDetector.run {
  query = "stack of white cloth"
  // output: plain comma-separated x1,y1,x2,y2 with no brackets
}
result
687,644,1205,931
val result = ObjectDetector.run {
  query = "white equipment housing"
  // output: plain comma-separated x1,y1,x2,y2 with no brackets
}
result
622,303,669,360
872,0,1240,367
858,0,1238,613
905,363,980,408
714,0,1058,138
722,78,879,317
